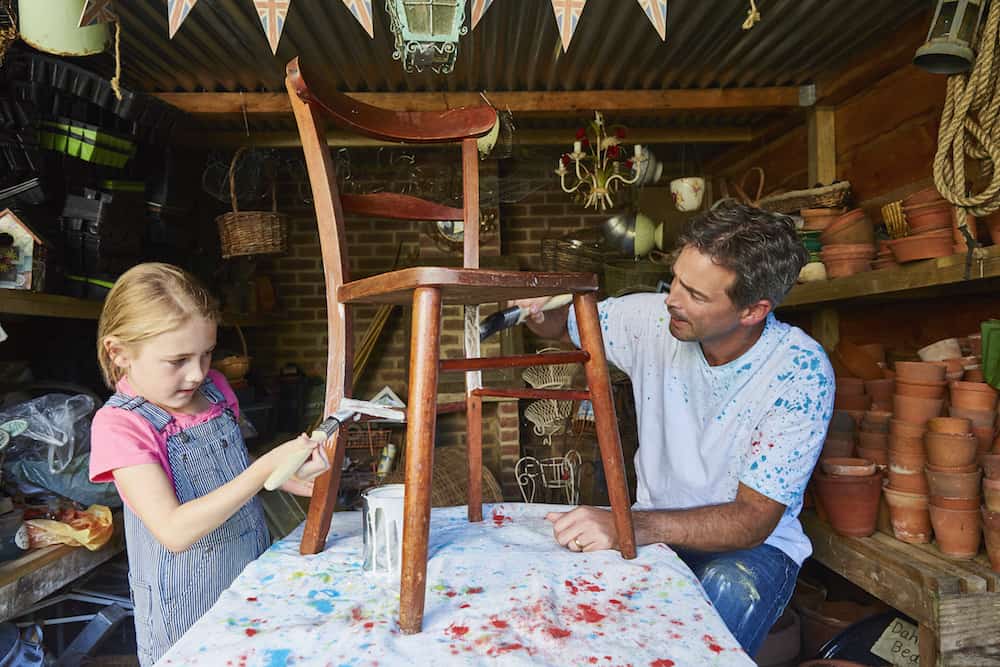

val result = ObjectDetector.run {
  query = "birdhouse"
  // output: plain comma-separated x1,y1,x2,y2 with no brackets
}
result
0,209,47,291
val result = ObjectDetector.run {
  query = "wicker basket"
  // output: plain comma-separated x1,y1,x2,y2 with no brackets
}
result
343,424,393,451
211,325,251,382
216,148,288,258
758,181,853,214
602,258,672,297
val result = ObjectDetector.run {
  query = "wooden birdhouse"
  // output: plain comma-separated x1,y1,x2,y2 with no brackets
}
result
0,209,47,291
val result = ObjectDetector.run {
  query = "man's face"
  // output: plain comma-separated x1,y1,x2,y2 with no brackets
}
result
664,246,744,343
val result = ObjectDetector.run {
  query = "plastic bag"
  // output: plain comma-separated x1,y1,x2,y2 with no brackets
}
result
0,393,95,474
18,504,113,551
3,453,121,508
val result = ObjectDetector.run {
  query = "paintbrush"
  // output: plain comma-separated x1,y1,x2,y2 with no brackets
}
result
478,293,574,341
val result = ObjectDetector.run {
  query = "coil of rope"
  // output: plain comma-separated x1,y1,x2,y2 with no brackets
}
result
933,0,1000,219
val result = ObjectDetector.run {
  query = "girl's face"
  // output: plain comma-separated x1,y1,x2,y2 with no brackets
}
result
112,316,217,412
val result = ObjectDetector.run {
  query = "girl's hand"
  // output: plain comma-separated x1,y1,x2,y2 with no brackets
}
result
293,440,330,482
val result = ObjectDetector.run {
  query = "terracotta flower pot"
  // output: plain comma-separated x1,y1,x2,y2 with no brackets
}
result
861,379,892,404
891,418,928,438
903,205,953,232
813,470,884,537
981,506,1000,572
973,425,997,454
930,495,980,510
823,256,872,279
883,486,932,543
948,405,996,429
925,461,979,473
928,416,972,434
834,392,872,411
925,466,982,498
980,452,1000,481
821,210,875,245
902,186,943,207
857,446,889,466
821,436,856,459
925,431,979,468
895,379,947,400
893,393,944,425
836,377,866,395
984,478,1000,513
889,232,954,263
894,361,947,383
821,457,877,477
858,431,888,450
939,357,966,380
888,449,929,493
858,344,886,365
801,207,846,231
929,505,982,559
949,381,999,412
889,432,925,454
965,368,986,382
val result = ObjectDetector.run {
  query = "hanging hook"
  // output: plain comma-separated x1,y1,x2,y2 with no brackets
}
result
241,91,251,139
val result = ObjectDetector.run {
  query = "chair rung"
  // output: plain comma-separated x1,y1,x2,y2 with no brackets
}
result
440,351,589,372
342,193,463,221
472,388,590,401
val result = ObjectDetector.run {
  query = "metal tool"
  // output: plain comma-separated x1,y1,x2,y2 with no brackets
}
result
478,293,574,341
263,398,405,491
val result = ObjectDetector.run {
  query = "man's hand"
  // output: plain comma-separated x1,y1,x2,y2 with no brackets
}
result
508,297,572,341
546,506,618,552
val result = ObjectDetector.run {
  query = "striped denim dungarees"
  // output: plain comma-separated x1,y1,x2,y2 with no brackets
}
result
104,377,270,666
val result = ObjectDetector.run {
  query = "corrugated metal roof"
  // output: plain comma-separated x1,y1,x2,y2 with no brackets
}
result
99,0,927,95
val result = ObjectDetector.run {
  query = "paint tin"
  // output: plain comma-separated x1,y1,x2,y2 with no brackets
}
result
361,484,404,577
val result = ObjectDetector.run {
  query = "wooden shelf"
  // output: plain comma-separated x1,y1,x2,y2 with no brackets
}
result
0,289,280,327
779,245,1000,310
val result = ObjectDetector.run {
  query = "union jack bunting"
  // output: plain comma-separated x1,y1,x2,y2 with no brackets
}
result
551,0,588,52
78,0,117,27
341,0,374,38
254,0,291,53
167,0,198,38
637,0,667,40
470,0,495,30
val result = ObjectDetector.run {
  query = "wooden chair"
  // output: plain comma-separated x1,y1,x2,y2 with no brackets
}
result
284,56,636,634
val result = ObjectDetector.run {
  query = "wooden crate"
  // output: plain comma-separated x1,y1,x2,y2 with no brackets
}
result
802,511,1000,666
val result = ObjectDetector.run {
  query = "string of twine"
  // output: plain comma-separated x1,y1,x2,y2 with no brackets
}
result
742,0,760,31
933,0,1000,218
111,17,122,101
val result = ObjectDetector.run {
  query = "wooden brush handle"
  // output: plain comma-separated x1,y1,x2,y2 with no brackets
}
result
263,430,326,491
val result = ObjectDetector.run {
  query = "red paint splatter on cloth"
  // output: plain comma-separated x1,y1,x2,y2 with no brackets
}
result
447,624,469,638
244,629,257,637
459,603,471,609
564,580,579,595
703,634,724,654
547,626,571,639
487,643,525,655
445,590,458,597
576,604,606,623
491,507,513,526
491,619,508,629
364,621,374,630
245,597,257,602
351,607,364,622
651,660,675,667
466,586,484,594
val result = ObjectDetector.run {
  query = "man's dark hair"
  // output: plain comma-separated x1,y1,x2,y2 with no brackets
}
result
676,200,808,309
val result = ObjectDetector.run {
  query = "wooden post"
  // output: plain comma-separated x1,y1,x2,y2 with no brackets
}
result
466,392,483,522
573,292,637,560
807,106,837,186
399,286,442,635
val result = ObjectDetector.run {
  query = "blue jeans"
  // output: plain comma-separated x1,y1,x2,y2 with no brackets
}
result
674,543,799,656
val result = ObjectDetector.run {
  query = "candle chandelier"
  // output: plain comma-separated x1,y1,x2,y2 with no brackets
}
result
555,111,652,211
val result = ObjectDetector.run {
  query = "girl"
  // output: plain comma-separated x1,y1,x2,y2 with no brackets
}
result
89,263,328,666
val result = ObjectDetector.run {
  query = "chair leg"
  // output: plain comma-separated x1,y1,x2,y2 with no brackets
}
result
466,392,483,522
573,292,637,560
399,286,442,634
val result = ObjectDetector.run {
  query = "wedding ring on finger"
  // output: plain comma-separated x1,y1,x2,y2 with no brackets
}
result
573,538,584,550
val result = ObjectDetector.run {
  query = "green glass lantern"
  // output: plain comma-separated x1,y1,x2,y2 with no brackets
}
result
914,0,987,74
385,0,468,74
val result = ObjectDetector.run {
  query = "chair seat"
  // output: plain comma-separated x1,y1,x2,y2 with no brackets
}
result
338,267,599,305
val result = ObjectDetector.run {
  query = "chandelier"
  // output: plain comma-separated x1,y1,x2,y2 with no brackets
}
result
555,112,646,211
385,0,468,74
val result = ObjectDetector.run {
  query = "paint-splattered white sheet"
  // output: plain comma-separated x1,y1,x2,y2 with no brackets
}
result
157,503,752,667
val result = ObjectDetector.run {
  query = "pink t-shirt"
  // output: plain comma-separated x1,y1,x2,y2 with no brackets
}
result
89,370,241,494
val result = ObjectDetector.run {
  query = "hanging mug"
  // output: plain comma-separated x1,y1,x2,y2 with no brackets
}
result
670,177,705,212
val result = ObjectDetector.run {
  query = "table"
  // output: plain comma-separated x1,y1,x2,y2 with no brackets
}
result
158,503,752,666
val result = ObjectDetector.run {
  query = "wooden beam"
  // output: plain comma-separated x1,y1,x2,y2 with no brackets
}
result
173,126,754,148
808,106,837,185
155,87,803,116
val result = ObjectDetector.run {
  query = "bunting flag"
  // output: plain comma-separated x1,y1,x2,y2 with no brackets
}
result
470,0,495,30
342,0,374,38
78,0,117,27
551,0,588,52
254,0,291,53
637,0,667,40
167,0,198,38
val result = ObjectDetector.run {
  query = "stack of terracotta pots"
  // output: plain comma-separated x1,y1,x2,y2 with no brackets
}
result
889,188,959,263
800,207,846,231
872,239,898,271
883,361,945,544
948,380,998,454
981,453,1000,571
814,457,883,537
822,410,857,459
857,410,891,465
925,417,982,559
819,209,876,278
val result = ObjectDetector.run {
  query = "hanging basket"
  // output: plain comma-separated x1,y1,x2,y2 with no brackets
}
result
215,148,288,258
212,325,251,383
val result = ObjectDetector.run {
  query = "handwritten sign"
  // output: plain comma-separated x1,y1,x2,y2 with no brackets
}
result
871,617,920,666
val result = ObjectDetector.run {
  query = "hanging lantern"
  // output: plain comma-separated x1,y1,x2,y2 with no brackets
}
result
385,0,467,74
914,0,987,74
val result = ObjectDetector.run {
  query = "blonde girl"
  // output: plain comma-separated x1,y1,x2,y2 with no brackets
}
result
89,263,327,666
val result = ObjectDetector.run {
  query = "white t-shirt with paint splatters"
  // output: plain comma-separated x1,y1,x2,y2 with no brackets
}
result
568,292,834,565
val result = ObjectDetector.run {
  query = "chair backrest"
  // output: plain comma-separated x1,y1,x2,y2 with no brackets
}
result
284,55,499,416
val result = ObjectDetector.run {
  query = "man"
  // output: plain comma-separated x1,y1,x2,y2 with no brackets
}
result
517,200,833,655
